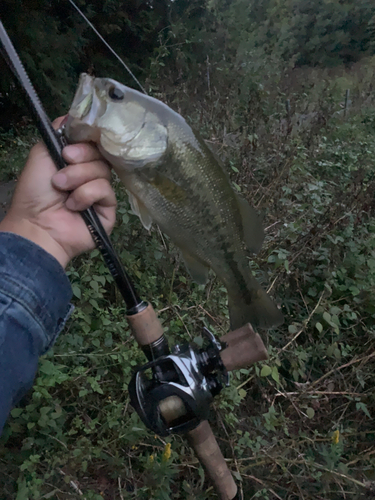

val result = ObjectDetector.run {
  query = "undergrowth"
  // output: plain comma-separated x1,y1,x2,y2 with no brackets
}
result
1,61,375,500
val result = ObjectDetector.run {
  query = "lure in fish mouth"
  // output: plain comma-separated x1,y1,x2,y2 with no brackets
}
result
69,73,94,119
65,73,284,331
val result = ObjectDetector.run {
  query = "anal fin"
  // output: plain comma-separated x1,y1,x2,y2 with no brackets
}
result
228,287,284,331
182,251,210,285
237,195,264,254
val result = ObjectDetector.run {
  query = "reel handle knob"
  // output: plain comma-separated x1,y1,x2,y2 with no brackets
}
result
220,323,268,371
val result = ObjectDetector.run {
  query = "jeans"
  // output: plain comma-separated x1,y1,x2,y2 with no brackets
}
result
0,232,73,433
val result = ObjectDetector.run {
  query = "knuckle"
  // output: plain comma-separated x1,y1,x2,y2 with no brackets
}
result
90,160,111,180
80,143,101,161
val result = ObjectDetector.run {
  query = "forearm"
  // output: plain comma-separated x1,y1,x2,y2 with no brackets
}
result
0,233,73,434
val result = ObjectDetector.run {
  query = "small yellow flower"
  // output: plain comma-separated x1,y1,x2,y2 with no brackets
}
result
332,430,340,444
149,454,154,463
162,442,171,462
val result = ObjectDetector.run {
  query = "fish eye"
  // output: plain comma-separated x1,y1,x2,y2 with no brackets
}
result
108,86,124,101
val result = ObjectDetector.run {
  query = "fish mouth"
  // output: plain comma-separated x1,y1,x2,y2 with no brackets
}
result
68,73,104,126
69,73,95,120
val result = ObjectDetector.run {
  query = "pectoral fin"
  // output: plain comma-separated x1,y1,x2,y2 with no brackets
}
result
127,190,153,230
140,170,188,205
237,195,264,254
182,251,210,285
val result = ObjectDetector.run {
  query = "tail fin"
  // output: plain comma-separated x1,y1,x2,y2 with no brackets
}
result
228,287,284,331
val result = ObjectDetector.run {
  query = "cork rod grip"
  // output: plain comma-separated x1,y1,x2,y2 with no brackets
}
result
126,303,164,346
188,421,237,500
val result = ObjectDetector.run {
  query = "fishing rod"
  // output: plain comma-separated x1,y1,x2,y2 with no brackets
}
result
0,19,268,500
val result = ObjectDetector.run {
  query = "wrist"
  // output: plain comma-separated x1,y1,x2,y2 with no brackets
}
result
0,214,70,269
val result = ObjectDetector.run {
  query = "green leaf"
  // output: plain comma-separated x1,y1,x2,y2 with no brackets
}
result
334,348,341,360
72,285,81,299
15,480,29,500
306,407,315,419
349,286,360,296
39,360,55,375
323,311,331,323
261,365,272,377
288,324,298,334
232,471,242,481
238,389,247,399
94,275,106,286
193,336,204,348
315,322,323,333
330,306,342,315
11,408,23,418
356,402,371,418
271,366,280,384
89,299,99,309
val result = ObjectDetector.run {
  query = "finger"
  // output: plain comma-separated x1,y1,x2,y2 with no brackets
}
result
52,160,112,191
52,115,68,129
65,178,117,212
62,143,104,164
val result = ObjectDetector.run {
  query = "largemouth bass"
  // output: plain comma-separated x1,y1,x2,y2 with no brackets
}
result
65,74,283,330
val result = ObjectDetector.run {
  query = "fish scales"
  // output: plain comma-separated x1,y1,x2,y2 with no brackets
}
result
118,128,250,301
65,73,284,330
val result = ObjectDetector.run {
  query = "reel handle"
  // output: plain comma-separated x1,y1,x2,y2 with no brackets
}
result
220,323,268,371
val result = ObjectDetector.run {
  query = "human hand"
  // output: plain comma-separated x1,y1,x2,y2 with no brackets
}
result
0,116,116,268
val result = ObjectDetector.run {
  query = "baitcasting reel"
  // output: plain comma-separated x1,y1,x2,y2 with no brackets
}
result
129,328,229,436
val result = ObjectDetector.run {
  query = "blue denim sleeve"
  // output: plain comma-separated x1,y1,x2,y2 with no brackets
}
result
0,232,73,434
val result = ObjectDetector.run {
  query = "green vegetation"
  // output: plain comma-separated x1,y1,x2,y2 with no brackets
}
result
1,1,375,499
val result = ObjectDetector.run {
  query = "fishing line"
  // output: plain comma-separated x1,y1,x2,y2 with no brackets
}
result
67,0,147,95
